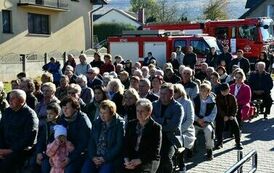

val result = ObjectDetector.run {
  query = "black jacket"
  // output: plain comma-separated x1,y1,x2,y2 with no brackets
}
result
87,77,103,90
146,92,159,102
183,53,197,69
124,118,162,165
248,71,273,94
230,57,250,74
0,104,39,152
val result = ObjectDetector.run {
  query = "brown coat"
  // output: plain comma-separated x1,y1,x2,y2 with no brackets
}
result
216,93,238,117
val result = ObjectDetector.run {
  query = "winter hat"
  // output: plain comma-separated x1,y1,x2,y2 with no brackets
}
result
54,125,67,139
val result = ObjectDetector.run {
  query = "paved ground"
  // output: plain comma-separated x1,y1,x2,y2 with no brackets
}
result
186,95,274,173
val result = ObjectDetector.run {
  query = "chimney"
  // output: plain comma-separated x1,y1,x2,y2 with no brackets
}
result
138,8,145,24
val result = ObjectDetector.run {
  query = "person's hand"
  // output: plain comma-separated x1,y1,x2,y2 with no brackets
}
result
97,157,105,164
0,149,12,157
92,157,102,166
124,160,135,170
60,158,70,168
36,153,43,165
229,116,234,120
224,116,229,122
130,159,142,167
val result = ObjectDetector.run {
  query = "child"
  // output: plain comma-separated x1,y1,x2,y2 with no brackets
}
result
36,103,61,168
46,125,74,173
215,83,243,150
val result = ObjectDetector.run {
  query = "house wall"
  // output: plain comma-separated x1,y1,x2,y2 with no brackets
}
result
94,10,141,28
245,0,274,19
0,0,92,56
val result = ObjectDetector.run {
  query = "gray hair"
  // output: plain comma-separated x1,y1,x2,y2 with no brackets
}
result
136,98,153,112
42,82,56,93
10,89,27,101
107,78,124,94
89,67,100,75
68,83,82,95
76,74,87,85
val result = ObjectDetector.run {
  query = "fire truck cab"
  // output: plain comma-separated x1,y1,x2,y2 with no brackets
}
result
144,17,274,63
107,30,220,68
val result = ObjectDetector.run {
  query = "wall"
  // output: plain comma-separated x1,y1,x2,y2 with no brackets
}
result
0,0,92,55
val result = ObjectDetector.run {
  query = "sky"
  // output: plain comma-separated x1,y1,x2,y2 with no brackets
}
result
94,0,248,20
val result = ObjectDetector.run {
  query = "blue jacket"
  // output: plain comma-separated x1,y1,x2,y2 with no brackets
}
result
152,99,184,148
88,114,125,163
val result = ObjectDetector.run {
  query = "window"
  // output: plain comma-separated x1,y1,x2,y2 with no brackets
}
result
238,25,258,41
28,13,49,34
267,5,274,18
2,10,12,33
190,40,207,55
215,27,229,40
174,40,187,52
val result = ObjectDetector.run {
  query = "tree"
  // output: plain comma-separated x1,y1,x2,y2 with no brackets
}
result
130,0,184,23
130,0,158,21
203,0,228,20
154,0,180,23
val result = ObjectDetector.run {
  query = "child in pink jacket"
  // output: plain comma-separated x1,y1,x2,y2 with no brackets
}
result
46,125,74,173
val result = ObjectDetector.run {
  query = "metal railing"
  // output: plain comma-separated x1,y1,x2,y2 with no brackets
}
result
18,0,68,9
225,150,257,173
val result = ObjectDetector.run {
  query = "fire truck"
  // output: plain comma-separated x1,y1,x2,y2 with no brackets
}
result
144,17,274,63
107,30,221,68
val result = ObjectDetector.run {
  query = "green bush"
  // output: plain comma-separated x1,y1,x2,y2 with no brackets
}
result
94,23,137,46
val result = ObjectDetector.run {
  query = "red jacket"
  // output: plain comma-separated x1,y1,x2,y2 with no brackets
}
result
230,83,252,120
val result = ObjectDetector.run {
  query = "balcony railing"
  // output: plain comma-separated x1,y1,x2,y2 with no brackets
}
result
18,0,68,10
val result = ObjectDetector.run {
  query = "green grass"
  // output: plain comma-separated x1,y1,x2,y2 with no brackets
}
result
3,82,11,93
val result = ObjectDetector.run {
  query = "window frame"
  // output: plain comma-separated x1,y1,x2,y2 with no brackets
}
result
2,10,12,34
28,13,50,35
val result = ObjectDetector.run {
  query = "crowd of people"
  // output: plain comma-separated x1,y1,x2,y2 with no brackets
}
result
0,45,273,173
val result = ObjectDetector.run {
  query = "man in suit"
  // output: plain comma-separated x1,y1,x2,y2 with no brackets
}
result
248,62,273,119
230,49,250,75
139,78,159,102
152,83,184,173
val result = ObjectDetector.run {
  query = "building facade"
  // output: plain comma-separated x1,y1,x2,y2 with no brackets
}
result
240,0,274,19
0,0,93,56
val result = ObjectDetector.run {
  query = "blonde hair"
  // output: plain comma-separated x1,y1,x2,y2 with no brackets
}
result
42,82,56,93
123,88,139,106
107,78,124,94
136,98,153,112
200,83,212,92
173,84,187,99
68,83,82,95
100,100,117,115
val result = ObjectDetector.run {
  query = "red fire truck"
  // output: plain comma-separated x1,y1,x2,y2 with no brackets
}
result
107,30,221,68
144,17,274,63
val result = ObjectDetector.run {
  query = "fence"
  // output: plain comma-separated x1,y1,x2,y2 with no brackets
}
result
225,150,257,173
0,47,107,82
